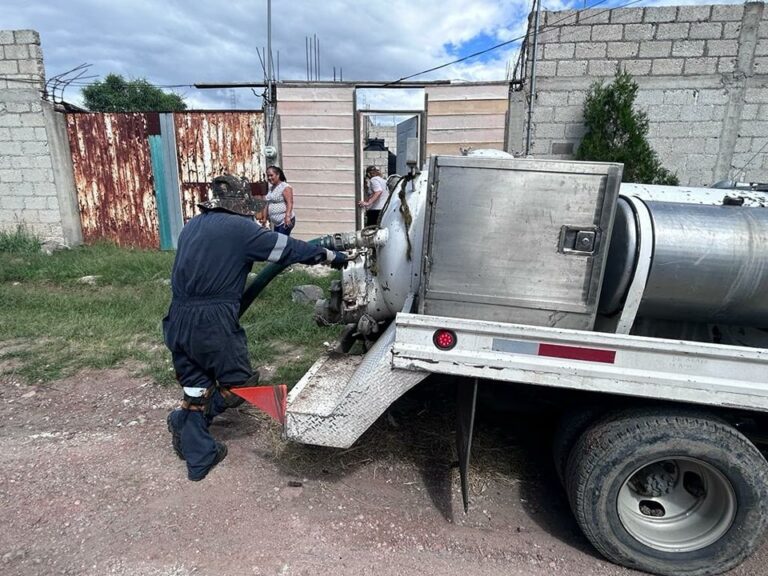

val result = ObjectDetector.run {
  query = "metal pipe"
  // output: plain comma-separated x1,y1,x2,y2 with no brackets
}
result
524,0,541,156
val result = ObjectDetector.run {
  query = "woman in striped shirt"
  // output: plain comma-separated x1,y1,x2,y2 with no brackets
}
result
265,165,296,235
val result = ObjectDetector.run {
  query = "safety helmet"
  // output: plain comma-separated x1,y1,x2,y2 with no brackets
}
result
197,174,265,216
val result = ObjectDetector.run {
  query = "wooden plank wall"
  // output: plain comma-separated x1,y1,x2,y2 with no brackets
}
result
276,86,356,239
425,84,510,156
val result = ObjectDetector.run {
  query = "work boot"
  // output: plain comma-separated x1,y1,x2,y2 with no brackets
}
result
166,411,184,460
188,442,228,482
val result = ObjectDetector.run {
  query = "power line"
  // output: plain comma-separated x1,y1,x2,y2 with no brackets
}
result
385,0,644,86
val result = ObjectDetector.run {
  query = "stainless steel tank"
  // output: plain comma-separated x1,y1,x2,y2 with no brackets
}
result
600,198,768,326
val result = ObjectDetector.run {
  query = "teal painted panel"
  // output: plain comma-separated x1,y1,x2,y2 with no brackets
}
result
149,135,174,250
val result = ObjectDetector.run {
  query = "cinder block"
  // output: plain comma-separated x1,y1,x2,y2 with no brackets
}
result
551,141,576,155
689,123,721,137
535,61,557,77
741,104,760,120
680,105,714,121
611,8,643,24
23,196,47,210
0,60,19,74
588,59,620,76
689,22,723,40
622,60,652,76
23,168,54,183
14,30,40,44
644,6,677,23
684,57,718,74
706,39,738,56
10,127,36,141
0,31,14,44
592,24,623,41
531,138,552,155
579,9,610,24
757,40,768,57
623,23,655,41
649,104,682,122
635,90,665,106
677,6,712,22
554,106,583,122
19,114,46,128
18,60,44,76
754,57,768,75
760,20,768,40
0,140,23,155
705,138,721,154
565,123,587,138
699,89,731,105
576,42,607,59
544,43,575,60
651,59,685,76
663,89,697,105
546,10,577,26
607,41,639,59
20,141,49,155
737,121,768,137
37,210,62,224
657,23,691,40
718,57,737,73
3,44,29,59
722,22,742,40
536,123,566,138
47,196,61,211
559,26,591,43
640,41,672,58
711,5,744,22
0,195,25,210
750,138,768,153
536,91,569,106
744,88,768,104
33,181,57,196
5,102,31,114
0,168,25,183
567,91,588,106
0,127,10,141
557,60,589,76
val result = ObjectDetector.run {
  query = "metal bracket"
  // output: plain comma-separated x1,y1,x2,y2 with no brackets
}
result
456,378,478,514
559,225,600,255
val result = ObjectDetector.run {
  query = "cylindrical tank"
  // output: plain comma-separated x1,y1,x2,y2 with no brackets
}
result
600,198,768,326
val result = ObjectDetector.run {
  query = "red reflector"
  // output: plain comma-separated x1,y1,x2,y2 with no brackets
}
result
538,343,616,364
433,329,457,350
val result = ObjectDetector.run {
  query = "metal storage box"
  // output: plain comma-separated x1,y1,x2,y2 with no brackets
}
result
418,156,623,330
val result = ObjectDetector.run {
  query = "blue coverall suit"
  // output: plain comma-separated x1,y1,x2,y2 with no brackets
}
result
163,208,329,480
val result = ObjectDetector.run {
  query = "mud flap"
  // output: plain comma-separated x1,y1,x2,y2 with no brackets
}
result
456,378,478,513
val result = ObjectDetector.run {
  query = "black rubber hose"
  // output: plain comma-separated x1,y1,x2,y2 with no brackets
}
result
239,236,332,318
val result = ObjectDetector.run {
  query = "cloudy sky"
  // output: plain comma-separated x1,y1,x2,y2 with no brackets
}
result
4,0,744,110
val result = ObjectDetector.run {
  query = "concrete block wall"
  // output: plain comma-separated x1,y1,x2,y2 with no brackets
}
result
527,3,768,186
365,121,398,155
0,29,80,246
363,150,389,177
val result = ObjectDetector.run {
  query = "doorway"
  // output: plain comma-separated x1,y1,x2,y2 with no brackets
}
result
354,88,426,229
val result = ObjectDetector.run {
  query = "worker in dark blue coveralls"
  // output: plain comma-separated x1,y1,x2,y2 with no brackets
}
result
164,174,348,481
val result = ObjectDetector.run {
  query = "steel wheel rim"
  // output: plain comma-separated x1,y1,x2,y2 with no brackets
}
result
617,457,737,552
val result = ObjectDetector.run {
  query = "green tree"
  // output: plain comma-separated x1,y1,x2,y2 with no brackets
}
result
82,73,187,112
575,70,678,185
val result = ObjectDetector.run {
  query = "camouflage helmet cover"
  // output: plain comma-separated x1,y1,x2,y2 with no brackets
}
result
198,174,265,216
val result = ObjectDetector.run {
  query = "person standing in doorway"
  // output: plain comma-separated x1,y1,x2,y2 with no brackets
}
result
360,165,388,226
265,165,296,235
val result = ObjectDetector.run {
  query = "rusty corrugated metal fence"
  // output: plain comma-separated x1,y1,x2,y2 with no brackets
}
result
67,111,265,249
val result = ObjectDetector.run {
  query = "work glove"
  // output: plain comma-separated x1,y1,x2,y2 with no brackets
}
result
324,249,349,270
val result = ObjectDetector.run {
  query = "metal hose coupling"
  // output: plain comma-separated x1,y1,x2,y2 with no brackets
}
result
314,228,389,251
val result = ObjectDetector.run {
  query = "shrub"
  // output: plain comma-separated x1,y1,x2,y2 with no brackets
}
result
575,70,679,185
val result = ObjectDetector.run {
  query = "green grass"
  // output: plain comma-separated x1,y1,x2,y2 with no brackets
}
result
0,225,42,254
0,241,343,387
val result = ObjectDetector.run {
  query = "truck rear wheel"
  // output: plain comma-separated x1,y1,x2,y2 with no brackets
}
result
565,408,768,576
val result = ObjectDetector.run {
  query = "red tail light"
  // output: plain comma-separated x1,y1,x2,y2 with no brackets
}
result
433,329,457,350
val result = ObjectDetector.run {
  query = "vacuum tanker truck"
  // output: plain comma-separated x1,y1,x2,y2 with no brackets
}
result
243,151,768,576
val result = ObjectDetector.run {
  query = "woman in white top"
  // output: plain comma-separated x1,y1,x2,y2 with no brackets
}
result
265,165,296,235
359,165,388,226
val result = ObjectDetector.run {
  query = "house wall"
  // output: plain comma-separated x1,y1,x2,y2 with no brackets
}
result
526,2,768,186
0,29,80,245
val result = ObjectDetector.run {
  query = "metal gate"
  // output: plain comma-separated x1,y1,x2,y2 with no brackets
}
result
67,111,266,249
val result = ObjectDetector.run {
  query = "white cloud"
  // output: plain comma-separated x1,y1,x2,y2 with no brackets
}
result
3,0,747,109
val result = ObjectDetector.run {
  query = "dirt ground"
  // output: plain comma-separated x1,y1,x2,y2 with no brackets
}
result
1,369,767,576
